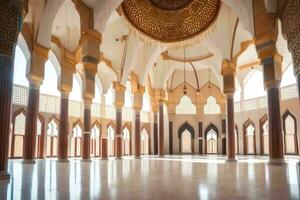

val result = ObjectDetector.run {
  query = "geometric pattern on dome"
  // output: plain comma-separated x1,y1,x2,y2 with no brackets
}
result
122,0,221,43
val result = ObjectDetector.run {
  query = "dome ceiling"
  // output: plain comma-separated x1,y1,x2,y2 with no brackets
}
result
121,0,221,43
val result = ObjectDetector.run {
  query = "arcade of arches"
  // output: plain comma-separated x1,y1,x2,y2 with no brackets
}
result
0,0,300,199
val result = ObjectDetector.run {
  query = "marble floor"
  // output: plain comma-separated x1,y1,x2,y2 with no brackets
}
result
0,155,299,200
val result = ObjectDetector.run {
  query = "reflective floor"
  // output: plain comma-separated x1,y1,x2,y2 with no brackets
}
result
0,155,299,200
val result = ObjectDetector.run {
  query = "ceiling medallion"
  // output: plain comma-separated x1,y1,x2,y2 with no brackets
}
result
121,0,221,45
150,0,193,10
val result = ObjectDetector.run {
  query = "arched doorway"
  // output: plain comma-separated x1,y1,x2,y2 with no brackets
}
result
235,125,239,154
91,122,101,157
10,109,26,158
178,122,195,154
205,124,219,154
123,126,130,155
71,121,83,157
141,128,149,155
107,123,115,157
46,117,59,157
243,119,256,155
283,111,299,155
260,115,269,155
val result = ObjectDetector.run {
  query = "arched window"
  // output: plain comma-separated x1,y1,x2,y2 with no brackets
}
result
107,125,115,156
123,127,130,155
11,112,26,158
69,74,82,102
204,96,221,114
244,121,256,155
142,91,151,112
281,65,296,87
244,70,266,100
283,112,298,155
141,128,149,155
40,60,60,96
47,119,58,157
91,124,100,157
71,123,82,157
105,86,114,106
175,95,196,114
206,129,217,154
13,45,28,87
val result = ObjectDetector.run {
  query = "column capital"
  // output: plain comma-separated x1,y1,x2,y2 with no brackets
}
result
58,57,76,95
132,85,145,111
221,59,236,95
262,52,283,89
81,29,102,66
113,81,125,109
27,43,49,85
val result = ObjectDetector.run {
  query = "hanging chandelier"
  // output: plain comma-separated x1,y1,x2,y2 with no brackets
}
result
183,47,187,95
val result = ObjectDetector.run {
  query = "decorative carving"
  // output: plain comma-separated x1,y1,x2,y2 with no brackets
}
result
150,0,192,10
279,0,300,73
121,0,220,43
0,2,19,56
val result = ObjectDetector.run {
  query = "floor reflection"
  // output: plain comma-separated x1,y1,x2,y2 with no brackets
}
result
0,155,299,200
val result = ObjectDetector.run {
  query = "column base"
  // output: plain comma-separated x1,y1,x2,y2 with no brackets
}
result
0,171,10,181
226,158,237,162
57,159,69,163
268,158,286,165
81,159,92,163
22,159,36,164
100,157,108,160
134,155,141,159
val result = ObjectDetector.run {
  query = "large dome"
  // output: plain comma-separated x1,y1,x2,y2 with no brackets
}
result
121,0,221,43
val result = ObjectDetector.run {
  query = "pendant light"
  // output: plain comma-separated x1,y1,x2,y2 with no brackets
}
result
183,47,187,95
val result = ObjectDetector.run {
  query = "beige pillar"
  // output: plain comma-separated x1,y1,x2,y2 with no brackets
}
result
221,59,236,162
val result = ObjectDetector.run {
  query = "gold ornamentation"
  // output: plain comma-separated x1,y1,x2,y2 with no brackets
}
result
121,0,220,45
0,2,19,56
150,0,193,10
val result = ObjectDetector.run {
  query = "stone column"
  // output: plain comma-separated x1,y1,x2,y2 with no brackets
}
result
23,45,48,163
113,82,125,159
260,50,284,163
81,29,101,161
221,59,236,162
0,0,21,179
132,85,144,158
158,101,164,156
82,100,92,161
0,55,14,179
153,112,158,155
57,57,75,161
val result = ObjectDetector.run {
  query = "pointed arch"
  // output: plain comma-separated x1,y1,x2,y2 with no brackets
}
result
178,122,195,154
122,123,131,155
71,119,83,157
10,108,26,158
259,114,268,155
91,120,101,157
282,110,298,155
46,115,60,157
107,121,116,156
204,123,219,154
243,119,256,155
36,113,46,158
141,126,150,155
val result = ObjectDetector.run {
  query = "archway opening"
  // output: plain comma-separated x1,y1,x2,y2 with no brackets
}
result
181,130,192,153
91,124,101,157
234,126,239,154
11,111,26,158
107,125,115,157
71,122,82,157
123,127,130,155
244,122,255,155
283,112,298,155
206,129,218,154
46,119,58,157
141,128,149,155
